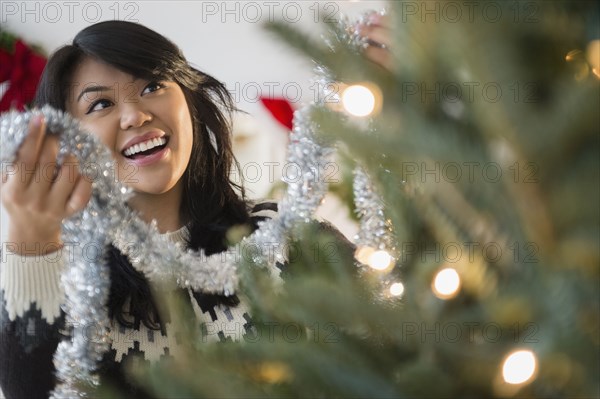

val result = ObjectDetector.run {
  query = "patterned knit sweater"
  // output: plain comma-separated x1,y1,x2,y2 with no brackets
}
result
0,201,281,398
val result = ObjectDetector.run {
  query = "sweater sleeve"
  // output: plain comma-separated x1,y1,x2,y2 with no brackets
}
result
0,247,65,323
0,247,67,399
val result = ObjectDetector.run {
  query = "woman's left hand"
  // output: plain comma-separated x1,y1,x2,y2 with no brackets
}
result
357,12,393,71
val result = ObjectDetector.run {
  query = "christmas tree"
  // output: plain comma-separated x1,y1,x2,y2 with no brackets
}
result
126,1,599,397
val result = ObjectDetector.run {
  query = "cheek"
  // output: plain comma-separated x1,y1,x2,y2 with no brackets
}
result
179,109,195,151
175,91,194,138
180,124,194,166
81,122,118,154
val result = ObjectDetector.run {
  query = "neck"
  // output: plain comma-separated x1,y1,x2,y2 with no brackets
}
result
127,181,186,233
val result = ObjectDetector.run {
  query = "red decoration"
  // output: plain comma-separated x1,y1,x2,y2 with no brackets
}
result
259,97,295,131
0,39,47,111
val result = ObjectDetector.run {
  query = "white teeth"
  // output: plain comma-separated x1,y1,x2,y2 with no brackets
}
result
124,137,167,157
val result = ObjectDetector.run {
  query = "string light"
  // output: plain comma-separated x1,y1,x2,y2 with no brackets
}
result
587,40,600,79
355,246,394,270
389,282,404,297
502,349,537,385
368,249,393,270
565,49,582,61
342,84,380,117
432,267,461,299
355,245,375,264
254,361,293,384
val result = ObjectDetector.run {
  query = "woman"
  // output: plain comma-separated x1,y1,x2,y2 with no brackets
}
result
0,20,282,398
0,12,386,395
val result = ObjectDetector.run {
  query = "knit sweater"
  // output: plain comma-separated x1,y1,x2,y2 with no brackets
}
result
0,201,281,398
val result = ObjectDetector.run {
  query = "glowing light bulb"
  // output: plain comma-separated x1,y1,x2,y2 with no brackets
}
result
342,84,376,117
255,361,293,383
432,268,461,299
502,350,537,385
565,49,582,61
587,40,600,79
368,250,393,270
355,246,376,265
587,40,600,69
389,282,404,296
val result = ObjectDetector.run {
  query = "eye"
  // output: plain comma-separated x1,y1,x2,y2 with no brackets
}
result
86,99,113,114
142,81,166,95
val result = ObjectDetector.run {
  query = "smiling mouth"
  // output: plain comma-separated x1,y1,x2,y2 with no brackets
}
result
123,136,169,159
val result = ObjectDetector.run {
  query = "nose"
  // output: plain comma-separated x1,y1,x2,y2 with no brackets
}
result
120,102,153,130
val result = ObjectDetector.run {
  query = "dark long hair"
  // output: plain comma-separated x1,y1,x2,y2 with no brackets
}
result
35,20,252,330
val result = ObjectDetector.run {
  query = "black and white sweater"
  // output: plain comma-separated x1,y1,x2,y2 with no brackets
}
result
0,201,281,398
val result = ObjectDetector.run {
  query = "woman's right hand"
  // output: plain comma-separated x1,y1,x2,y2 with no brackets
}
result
1,114,93,255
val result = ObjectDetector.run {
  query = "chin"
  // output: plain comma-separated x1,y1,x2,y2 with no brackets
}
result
131,185,176,195
123,171,181,194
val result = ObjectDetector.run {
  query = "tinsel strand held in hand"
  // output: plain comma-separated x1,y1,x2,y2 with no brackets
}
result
316,8,397,260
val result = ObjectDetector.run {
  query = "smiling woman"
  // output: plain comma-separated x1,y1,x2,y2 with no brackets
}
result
0,20,286,398
65,58,194,226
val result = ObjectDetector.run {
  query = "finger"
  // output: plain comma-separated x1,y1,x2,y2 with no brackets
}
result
363,12,389,28
49,154,80,212
360,25,391,48
64,173,93,217
31,134,60,194
1,160,17,185
16,114,46,187
360,25,393,71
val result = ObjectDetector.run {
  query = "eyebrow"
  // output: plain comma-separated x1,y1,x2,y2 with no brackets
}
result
76,85,112,103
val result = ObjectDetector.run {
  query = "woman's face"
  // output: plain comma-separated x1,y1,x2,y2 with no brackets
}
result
66,57,194,195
